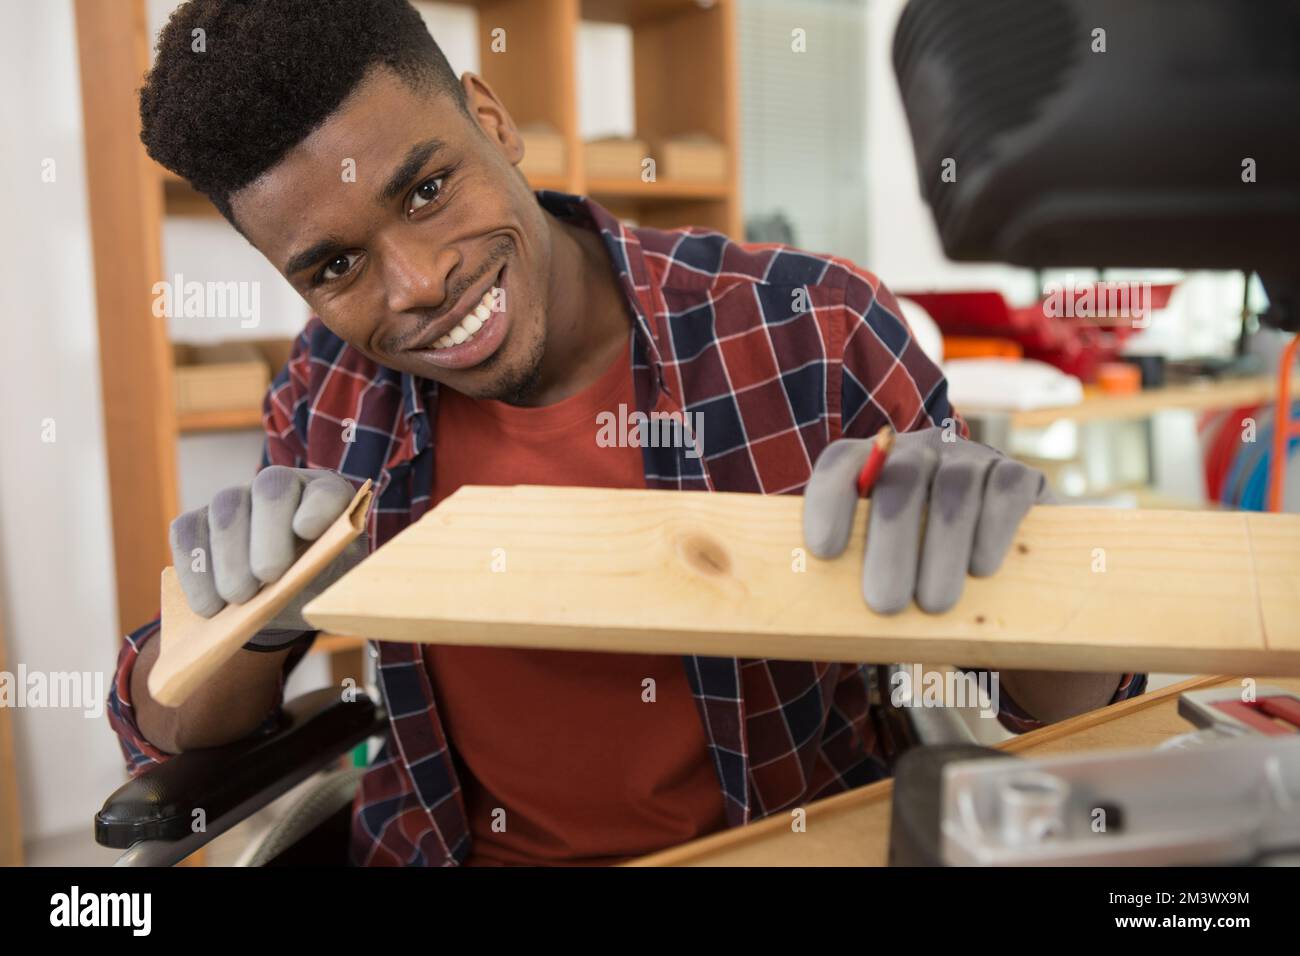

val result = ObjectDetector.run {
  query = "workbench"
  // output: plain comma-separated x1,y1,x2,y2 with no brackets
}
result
628,673,1293,866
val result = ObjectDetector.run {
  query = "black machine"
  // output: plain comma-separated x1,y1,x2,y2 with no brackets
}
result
893,0,1300,330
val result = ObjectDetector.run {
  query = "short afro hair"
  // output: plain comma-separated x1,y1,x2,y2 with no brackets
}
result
140,0,467,224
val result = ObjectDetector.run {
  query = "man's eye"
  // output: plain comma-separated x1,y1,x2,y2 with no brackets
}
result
409,176,444,214
318,252,360,284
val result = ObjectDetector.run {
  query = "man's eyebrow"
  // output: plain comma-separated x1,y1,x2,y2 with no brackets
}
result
284,238,344,280
380,138,447,204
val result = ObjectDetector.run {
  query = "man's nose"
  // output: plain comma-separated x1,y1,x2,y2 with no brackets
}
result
380,237,459,315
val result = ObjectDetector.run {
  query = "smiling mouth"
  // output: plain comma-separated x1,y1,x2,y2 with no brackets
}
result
406,261,511,371
411,262,506,352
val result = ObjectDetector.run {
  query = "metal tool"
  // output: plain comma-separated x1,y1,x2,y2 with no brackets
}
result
889,690,1300,866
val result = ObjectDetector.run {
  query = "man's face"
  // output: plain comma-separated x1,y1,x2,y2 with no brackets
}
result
231,67,552,401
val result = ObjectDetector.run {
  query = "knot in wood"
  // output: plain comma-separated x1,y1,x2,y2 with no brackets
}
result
677,532,732,577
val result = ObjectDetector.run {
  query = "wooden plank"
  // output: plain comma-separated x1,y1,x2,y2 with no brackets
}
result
301,485,1300,676
627,673,1240,866
74,0,180,637
1247,512,1300,656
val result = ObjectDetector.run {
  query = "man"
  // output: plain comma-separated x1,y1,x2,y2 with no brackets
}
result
109,0,1143,866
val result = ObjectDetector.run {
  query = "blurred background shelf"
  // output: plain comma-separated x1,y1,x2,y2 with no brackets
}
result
963,376,1289,429
587,177,732,199
580,0,715,22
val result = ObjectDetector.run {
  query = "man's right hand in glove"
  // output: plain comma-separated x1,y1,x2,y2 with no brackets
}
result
132,466,366,753
168,466,366,649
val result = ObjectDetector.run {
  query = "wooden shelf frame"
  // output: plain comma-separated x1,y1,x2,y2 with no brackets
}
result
75,0,180,637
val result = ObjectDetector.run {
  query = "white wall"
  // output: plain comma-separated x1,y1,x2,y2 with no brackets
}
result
0,0,128,842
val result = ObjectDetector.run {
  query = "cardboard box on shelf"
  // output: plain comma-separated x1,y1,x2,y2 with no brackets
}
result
584,136,648,180
518,123,566,180
172,340,289,415
656,133,728,182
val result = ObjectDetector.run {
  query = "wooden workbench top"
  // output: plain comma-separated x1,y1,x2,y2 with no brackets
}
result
629,674,1294,866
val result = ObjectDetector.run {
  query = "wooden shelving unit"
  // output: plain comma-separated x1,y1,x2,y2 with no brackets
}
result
75,0,741,644
175,407,269,434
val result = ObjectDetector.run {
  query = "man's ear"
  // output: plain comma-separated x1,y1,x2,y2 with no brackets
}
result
461,71,524,166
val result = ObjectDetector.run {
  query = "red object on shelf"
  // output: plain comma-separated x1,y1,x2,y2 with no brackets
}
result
902,284,1176,383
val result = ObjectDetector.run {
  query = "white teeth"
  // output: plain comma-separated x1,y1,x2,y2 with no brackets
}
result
430,285,503,350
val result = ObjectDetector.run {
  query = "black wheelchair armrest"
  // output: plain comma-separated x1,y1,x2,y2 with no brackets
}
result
96,687,386,853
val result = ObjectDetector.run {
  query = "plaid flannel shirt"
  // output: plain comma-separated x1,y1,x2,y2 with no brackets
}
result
108,191,1145,866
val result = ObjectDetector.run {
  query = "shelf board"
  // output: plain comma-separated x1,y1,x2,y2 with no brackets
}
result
525,172,573,192
962,376,1285,429
586,177,729,200
176,406,263,433
390,0,718,23
582,0,717,25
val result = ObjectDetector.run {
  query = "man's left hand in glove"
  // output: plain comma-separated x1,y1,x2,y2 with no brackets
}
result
802,426,1130,725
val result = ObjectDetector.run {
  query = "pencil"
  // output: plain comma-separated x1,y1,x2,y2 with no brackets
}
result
855,425,895,497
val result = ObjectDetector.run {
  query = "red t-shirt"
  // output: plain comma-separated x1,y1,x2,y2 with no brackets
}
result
426,334,728,865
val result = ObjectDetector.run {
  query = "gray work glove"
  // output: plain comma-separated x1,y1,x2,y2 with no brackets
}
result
168,466,369,649
803,427,1053,614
